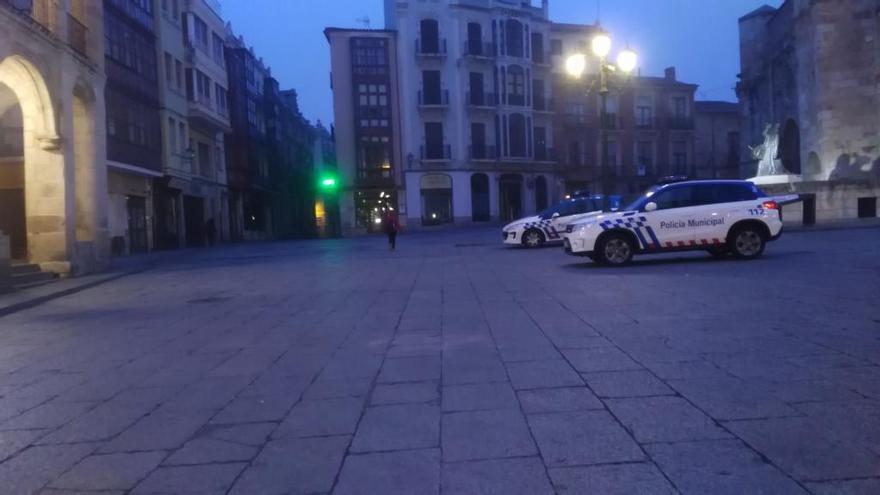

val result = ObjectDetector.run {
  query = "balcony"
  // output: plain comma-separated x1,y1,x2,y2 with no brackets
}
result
466,91,497,109
532,96,553,112
469,144,498,161
668,116,695,130
416,38,447,58
418,90,449,109
421,144,451,161
188,94,231,132
463,41,495,59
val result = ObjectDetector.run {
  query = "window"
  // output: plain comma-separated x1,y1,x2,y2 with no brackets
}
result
352,37,388,68
534,127,547,160
168,117,176,152
673,140,688,174
177,122,186,154
672,96,686,118
505,19,523,57
532,79,545,110
467,23,482,55
637,141,653,176
550,39,562,55
358,136,392,179
651,186,695,210
247,99,258,127
164,52,173,85
424,122,445,159
421,70,441,104
419,19,440,53
508,113,526,158
692,184,757,205
636,95,653,127
471,123,486,159
507,65,525,106
469,72,484,105
214,83,227,114
193,15,208,50
531,32,544,63
197,142,211,177
212,33,225,66
175,59,182,89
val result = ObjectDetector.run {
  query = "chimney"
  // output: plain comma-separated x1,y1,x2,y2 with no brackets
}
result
664,67,676,81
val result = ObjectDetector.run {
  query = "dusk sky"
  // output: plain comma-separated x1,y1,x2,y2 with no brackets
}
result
223,0,782,126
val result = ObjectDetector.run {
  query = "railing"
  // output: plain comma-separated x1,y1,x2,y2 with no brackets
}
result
2,0,53,32
533,96,553,112
466,91,497,107
421,144,451,160
67,13,87,56
416,38,447,56
463,41,495,58
634,116,659,129
668,116,694,129
506,94,526,107
418,90,449,106
469,145,498,160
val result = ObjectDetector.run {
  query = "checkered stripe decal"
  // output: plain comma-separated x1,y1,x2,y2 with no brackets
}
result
599,216,661,250
522,219,561,240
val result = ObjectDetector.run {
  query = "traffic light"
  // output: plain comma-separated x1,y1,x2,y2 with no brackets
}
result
318,172,338,193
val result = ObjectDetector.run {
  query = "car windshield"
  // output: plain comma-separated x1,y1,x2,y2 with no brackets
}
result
538,197,604,219
622,185,663,211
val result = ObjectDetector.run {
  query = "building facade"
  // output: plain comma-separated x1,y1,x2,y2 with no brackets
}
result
0,0,108,275
737,0,880,222
693,100,739,179
104,0,162,255
179,0,230,246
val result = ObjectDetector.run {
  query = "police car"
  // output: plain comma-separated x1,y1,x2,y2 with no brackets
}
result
503,194,604,248
563,179,794,265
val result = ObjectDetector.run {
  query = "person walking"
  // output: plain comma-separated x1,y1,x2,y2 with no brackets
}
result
381,207,399,251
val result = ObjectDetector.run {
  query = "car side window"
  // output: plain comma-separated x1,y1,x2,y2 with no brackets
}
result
650,186,695,210
558,201,577,217
572,199,591,214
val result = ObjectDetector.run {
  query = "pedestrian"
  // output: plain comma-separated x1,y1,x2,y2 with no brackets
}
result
205,218,216,247
381,206,399,251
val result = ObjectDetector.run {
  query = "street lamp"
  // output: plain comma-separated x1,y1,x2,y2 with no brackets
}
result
566,32,637,205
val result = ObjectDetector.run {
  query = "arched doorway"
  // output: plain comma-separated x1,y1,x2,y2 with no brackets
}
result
0,55,64,264
779,118,801,174
499,173,523,221
471,173,490,222
0,86,25,259
535,176,548,212
420,174,453,225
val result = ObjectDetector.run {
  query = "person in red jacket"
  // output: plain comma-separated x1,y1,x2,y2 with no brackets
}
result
381,206,400,251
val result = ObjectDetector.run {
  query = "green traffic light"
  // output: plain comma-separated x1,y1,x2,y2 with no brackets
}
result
319,173,338,192
321,178,336,187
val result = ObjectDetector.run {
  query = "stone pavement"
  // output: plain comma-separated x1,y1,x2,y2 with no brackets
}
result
0,227,878,494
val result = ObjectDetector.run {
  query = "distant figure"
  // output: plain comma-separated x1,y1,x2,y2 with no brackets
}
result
381,208,399,251
205,218,217,247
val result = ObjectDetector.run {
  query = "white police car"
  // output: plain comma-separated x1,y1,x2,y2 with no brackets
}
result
503,195,604,248
563,180,793,265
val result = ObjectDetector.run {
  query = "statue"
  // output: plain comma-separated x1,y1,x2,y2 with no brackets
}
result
749,123,784,176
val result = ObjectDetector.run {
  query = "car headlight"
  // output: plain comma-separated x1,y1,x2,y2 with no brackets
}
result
576,221,597,232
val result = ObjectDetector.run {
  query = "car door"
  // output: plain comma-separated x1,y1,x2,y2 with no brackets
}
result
642,184,698,248
688,183,741,245
543,201,574,241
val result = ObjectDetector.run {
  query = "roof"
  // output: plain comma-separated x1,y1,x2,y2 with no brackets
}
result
324,27,396,42
695,100,738,113
550,22,599,33
739,4,777,22
635,76,699,90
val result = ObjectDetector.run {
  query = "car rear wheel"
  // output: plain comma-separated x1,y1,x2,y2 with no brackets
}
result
523,229,545,248
729,226,766,259
596,233,634,266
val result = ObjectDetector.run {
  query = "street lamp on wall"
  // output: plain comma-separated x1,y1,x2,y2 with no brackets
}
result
566,32,638,204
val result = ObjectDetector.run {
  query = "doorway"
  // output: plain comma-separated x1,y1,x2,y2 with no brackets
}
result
499,174,523,221
184,195,205,247
126,196,148,253
471,173,490,222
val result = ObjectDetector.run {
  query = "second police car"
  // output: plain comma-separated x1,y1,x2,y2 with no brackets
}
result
503,194,604,248
563,179,792,266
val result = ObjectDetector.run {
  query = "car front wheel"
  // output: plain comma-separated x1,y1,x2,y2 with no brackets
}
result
522,229,545,248
729,226,766,259
596,233,634,266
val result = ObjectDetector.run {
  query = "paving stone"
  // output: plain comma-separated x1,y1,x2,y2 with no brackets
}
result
49,452,166,491
442,457,554,495
158,376,251,412
0,429,47,462
805,479,880,495
163,423,273,465
229,435,349,495
442,409,536,461
99,409,214,453
371,381,439,405
725,416,880,480
0,400,97,431
527,410,643,467
549,463,677,495
210,394,298,424
442,382,518,412
335,448,440,495
273,397,363,438
583,370,674,398
506,360,583,390
562,347,643,373
0,444,98,494
378,355,442,383
517,387,603,414
302,376,373,400
131,463,246,494
37,403,148,445
606,396,732,443
442,353,508,385
646,439,808,494
350,403,439,452
667,377,799,420
239,373,311,398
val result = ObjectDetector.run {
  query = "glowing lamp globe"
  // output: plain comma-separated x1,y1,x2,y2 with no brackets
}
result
591,33,611,58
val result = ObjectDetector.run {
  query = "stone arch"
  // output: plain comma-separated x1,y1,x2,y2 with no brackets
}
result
0,55,58,147
778,118,801,174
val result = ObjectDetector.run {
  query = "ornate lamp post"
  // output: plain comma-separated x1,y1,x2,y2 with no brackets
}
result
566,33,637,206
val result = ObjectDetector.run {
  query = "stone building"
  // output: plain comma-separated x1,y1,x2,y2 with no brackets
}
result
737,0,880,222
693,100,740,179
0,0,108,275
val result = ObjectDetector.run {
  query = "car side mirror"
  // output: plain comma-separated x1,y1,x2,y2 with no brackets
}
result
644,202,658,212
551,212,560,218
